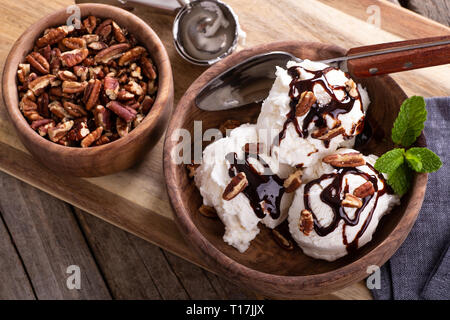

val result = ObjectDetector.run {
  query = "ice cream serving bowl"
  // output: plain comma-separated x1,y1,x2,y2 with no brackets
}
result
163,41,428,298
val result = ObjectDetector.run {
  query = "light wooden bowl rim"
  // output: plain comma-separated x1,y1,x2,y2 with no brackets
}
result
2,3,172,159
163,41,428,296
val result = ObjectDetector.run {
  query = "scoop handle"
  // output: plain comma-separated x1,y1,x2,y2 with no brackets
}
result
346,35,450,78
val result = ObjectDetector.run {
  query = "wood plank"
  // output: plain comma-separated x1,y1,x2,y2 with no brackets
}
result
407,0,450,26
0,214,35,299
0,171,111,299
75,208,253,299
317,0,450,38
1,0,449,299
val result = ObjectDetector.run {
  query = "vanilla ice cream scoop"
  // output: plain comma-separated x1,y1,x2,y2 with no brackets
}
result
288,148,400,261
194,124,294,252
256,60,370,169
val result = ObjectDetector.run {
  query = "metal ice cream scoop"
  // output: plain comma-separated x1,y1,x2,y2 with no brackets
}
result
121,0,243,65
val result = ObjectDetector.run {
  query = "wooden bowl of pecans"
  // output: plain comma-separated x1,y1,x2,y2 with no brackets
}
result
2,3,173,176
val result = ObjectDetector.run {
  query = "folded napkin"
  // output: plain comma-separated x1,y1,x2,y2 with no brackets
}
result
371,97,450,300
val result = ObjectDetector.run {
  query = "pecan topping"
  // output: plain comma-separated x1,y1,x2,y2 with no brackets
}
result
198,205,218,219
341,193,363,208
85,79,102,110
271,229,294,250
61,37,87,50
49,100,72,119
296,91,316,117
57,70,77,81
345,79,358,98
119,46,146,66
20,97,42,121
322,152,366,167
353,181,375,198
116,117,131,137
36,25,73,48
67,118,90,141
222,172,248,201
283,169,303,193
141,56,157,80
141,95,154,114
311,126,345,140
112,21,126,43
62,101,87,117
299,209,314,236
28,75,56,95
62,80,87,93
83,16,97,34
94,43,130,64
104,76,120,100
17,64,31,83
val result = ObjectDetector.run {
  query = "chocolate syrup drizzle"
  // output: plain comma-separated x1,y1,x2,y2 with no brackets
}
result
303,163,387,252
226,152,285,220
274,66,363,149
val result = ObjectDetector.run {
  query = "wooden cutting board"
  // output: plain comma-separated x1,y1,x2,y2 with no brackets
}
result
0,0,449,300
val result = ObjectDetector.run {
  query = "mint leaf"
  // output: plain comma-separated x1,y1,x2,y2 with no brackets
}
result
391,96,427,147
405,147,442,173
374,148,405,174
387,163,412,196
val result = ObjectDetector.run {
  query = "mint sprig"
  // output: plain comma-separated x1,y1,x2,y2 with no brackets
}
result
374,96,442,196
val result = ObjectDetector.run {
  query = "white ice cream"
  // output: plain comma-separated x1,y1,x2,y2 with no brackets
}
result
194,124,294,252
288,148,400,261
256,60,370,169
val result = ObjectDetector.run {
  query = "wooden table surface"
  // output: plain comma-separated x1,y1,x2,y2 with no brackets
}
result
0,0,448,300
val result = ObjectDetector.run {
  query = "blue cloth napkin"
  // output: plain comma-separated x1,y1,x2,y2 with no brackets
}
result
371,97,450,300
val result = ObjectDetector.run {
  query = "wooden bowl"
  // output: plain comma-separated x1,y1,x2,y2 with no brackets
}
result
2,4,173,177
163,41,428,298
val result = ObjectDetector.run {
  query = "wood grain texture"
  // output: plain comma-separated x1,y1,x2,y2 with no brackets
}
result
0,214,36,299
0,171,111,299
407,0,450,27
2,3,173,177
163,41,428,298
0,0,448,299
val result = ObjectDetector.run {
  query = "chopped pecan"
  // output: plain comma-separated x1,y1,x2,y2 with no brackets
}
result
353,181,375,198
116,117,131,137
61,37,86,50
112,21,126,43
85,79,102,110
118,46,146,66
57,70,77,81
117,90,134,101
198,205,218,219
31,118,53,130
49,100,72,119
88,41,108,51
141,95,154,114
94,43,130,64
341,193,363,208
82,34,100,44
93,105,112,131
38,45,52,62
60,48,89,67
62,80,87,93
322,152,366,167
95,18,112,39
124,80,144,96
17,64,31,83
26,52,49,75
48,120,74,142
67,118,90,141
73,66,88,81
104,76,119,100
36,25,73,48
299,209,314,236
283,169,303,193
37,120,55,137
107,101,137,122
93,135,110,146
83,15,97,34
345,79,358,98
62,101,87,117
222,172,248,200
130,66,142,80
28,74,56,95
81,127,103,147
133,113,144,127
37,92,50,118
271,229,294,250
20,97,42,121
50,48,61,74
141,56,157,80
311,126,345,140
296,91,316,117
